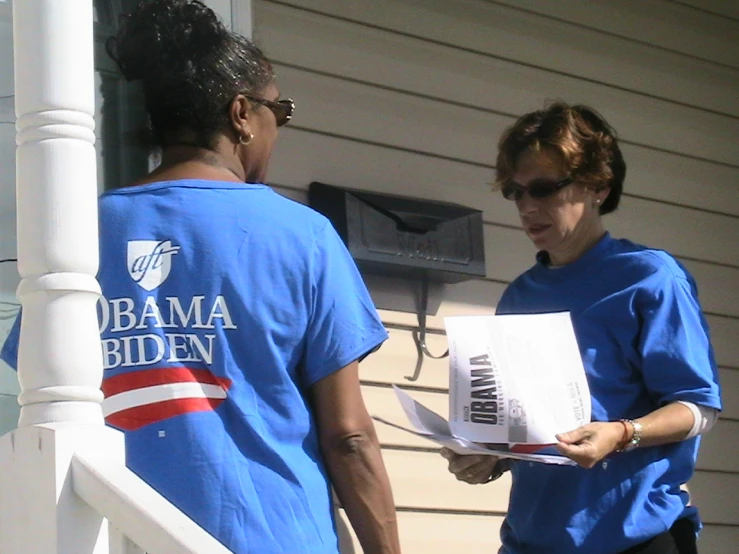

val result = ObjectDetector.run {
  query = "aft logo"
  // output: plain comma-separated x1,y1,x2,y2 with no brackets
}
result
128,240,181,291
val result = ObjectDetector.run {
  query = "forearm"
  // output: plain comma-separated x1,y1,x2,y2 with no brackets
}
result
321,430,401,554
627,402,696,449
557,401,714,467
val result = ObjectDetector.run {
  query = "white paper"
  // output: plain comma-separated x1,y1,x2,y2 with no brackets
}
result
447,311,591,445
376,312,591,466
377,388,576,466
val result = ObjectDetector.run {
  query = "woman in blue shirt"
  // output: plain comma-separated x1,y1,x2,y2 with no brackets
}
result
442,102,721,554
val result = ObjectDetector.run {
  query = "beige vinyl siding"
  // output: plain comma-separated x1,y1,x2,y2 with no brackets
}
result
482,0,739,70
252,0,739,551
665,0,739,22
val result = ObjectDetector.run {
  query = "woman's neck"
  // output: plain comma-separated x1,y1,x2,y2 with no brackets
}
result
133,145,245,186
548,220,606,267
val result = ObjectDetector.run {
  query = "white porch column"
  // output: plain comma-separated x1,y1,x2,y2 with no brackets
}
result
0,1,124,552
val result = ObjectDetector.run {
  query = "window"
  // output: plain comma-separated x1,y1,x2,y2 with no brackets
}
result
94,0,150,191
0,0,20,436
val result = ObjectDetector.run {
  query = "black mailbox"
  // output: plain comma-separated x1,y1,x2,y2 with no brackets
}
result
308,182,486,284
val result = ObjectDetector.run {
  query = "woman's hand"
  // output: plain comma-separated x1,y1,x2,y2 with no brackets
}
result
555,422,625,468
440,448,501,484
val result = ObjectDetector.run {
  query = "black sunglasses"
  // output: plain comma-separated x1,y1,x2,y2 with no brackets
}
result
244,95,295,127
501,176,574,201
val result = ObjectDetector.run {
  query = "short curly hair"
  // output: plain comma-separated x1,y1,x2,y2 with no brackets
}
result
494,102,626,215
106,0,274,149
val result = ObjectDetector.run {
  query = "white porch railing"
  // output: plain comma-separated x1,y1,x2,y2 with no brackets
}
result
73,450,231,553
0,1,229,552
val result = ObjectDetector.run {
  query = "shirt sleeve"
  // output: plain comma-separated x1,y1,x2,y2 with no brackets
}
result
302,222,388,387
677,400,719,438
0,311,21,370
637,272,722,411
495,285,516,315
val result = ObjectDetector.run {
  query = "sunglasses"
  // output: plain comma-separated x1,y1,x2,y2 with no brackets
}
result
501,176,574,201
244,95,295,127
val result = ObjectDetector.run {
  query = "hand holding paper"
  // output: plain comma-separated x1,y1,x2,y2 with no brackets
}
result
375,312,592,466
554,421,626,468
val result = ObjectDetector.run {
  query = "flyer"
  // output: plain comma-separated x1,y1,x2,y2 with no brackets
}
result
379,312,591,466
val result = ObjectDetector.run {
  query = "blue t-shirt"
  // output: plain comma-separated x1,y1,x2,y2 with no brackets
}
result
495,233,721,554
2,179,388,553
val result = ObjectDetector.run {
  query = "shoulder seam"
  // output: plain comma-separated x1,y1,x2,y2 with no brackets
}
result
639,250,690,282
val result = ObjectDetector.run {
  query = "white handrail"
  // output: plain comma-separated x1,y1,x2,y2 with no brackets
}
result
72,452,232,554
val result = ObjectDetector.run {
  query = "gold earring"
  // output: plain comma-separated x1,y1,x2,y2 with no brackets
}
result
239,132,254,146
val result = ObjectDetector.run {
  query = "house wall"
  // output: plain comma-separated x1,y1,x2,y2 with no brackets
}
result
249,1,739,552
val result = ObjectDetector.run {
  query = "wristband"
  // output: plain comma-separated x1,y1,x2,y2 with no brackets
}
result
616,419,643,452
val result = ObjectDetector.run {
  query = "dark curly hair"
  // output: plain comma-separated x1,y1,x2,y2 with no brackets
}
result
106,0,274,149
494,102,626,215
